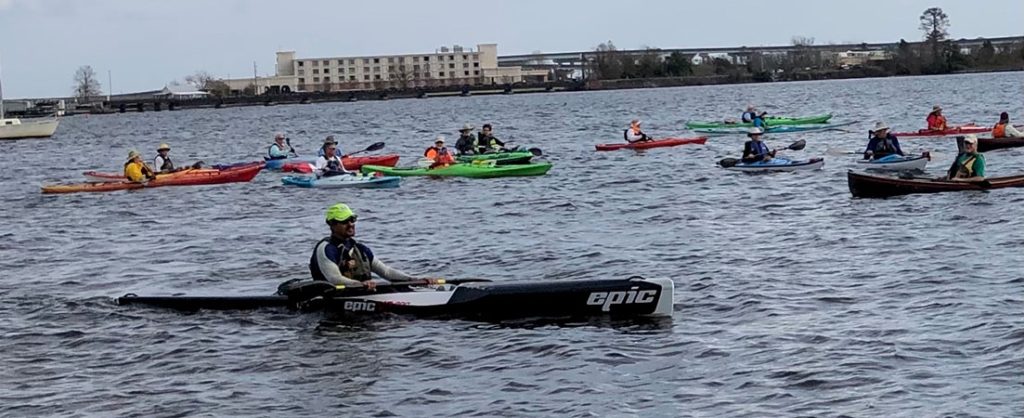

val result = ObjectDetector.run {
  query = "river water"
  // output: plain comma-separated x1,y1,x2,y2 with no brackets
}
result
2,72,1022,417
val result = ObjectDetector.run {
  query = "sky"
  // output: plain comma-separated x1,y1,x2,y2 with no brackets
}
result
0,0,1021,98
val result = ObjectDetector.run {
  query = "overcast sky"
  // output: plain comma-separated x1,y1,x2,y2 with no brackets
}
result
1,0,1021,98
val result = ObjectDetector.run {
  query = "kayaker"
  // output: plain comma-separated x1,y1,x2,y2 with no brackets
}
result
475,123,505,153
267,133,293,160
153,143,175,173
741,127,775,163
424,136,456,168
624,119,652,143
454,124,477,155
947,135,986,182
993,112,1024,138
310,203,441,291
317,135,345,157
864,122,904,160
314,137,351,177
741,106,767,124
124,150,156,183
926,105,948,131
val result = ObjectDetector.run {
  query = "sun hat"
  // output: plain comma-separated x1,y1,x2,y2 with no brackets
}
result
127,150,141,161
157,143,171,151
459,123,474,131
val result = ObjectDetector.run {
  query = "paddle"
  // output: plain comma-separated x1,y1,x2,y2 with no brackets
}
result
286,138,299,157
277,278,492,302
718,140,806,168
500,141,543,156
342,142,386,158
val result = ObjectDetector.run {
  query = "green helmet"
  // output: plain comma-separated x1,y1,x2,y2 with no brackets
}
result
325,203,356,222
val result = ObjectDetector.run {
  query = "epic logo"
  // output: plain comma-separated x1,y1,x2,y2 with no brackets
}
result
586,287,658,312
343,301,376,312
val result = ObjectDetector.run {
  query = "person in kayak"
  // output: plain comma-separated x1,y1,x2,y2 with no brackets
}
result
317,135,345,157
741,106,767,124
947,135,986,182
267,133,293,160
124,150,156,182
741,127,775,163
624,120,652,143
454,124,477,155
310,203,441,291
153,143,175,173
993,112,1024,138
314,137,351,177
424,136,456,168
475,123,506,153
926,105,948,131
863,122,904,160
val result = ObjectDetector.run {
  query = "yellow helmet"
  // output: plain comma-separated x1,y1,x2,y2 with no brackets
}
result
325,203,356,223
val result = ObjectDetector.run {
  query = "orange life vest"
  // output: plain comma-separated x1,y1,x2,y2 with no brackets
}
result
993,122,1007,138
926,113,947,131
425,146,455,167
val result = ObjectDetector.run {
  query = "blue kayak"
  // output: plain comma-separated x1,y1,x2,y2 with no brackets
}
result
855,153,929,171
722,157,825,172
281,174,400,189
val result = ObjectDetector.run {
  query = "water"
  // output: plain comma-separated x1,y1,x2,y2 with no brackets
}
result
2,72,1023,417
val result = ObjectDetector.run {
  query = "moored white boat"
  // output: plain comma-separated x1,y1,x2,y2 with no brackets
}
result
0,117,60,140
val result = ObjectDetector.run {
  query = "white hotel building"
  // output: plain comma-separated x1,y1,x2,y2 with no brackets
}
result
223,44,548,94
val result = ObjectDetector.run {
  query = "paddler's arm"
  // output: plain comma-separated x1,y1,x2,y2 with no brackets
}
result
370,258,417,282
313,242,363,287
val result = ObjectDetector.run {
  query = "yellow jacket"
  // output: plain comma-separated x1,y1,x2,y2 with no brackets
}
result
124,161,154,182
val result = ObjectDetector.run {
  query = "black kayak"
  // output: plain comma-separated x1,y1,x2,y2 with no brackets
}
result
117,277,675,319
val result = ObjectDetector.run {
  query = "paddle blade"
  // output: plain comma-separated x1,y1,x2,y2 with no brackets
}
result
788,140,807,151
365,142,386,152
527,147,543,156
718,158,740,168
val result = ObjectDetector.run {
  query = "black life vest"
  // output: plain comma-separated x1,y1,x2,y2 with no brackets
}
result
312,237,372,282
154,155,174,171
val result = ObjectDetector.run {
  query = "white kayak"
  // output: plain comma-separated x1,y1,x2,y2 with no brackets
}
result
855,153,929,171
723,157,825,172
281,174,400,189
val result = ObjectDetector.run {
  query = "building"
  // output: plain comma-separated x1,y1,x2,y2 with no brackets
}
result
222,44,547,94
155,84,211,100
835,50,893,68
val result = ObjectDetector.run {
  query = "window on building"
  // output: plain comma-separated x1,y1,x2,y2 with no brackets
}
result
337,60,344,65
312,61,319,66
414,56,420,62
464,71,470,76
313,69,319,74
388,65,395,72
298,61,304,67
298,69,305,75
463,63,469,68
414,64,421,71
387,57,394,63
413,72,421,78
373,58,380,63
439,72,445,77
449,55,454,61
348,59,355,65
448,63,455,69
322,60,329,65
349,67,355,73
324,76,331,82
323,68,330,74
364,75,370,80
423,56,430,62
462,55,468,60
313,77,320,82
374,74,381,80
474,62,479,67
373,66,380,72
363,66,370,72
473,70,479,75
298,78,305,83
349,75,356,81
338,68,344,74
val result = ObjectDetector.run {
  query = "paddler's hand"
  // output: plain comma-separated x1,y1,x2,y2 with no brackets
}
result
364,281,377,291
422,278,444,285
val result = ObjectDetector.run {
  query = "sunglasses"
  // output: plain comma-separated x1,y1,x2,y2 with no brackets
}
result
330,216,357,225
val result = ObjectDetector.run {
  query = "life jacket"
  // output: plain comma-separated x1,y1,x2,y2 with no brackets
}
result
948,153,979,179
123,160,154,182
324,156,343,172
154,154,174,172
624,125,643,141
747,140,769,159
873,136,896,155
927,113,947,131
476,133,500,152
425,146,455,167
313,237,372,282
741,112,755,123
267,143,288,160
993,122,1007,138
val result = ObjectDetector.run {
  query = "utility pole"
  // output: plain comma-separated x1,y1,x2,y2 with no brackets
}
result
253,61,258,96
107,70,112,101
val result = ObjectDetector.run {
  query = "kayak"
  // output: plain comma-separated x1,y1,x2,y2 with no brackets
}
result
887,125,1024,138
722,157,825,172
116,277,675,319
43,163,263,194
977,136,1024,152
685,113,833,129
264,155,401,172
83,167,224,182
281,174,401,189
361,162,552,178
595,137,707,151
848,170,1024,198
693,121,856,135
855,153,929,171
456,151,534,165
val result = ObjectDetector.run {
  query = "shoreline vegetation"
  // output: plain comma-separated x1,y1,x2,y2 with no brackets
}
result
9,7,1023,116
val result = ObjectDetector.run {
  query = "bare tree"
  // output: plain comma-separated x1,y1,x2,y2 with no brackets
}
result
389,65,413,89
919,7,950,44
73,65,103,100
184,71,216,90
791,36,815,47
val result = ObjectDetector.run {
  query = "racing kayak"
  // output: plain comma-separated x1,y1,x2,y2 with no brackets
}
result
693,121,856,135
361,162,552,178
116,277,675,319
685,113,833,129
721,157,825,172
977,136,1024,152
595,137,707,151
281,174,400,189
43,163,263,194
456,151,534,165
848,170,1024,198
855,153,929,171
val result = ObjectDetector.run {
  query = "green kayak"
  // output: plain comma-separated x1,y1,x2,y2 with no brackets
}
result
456,151,534,165
685,113,832,129
361,162,552,178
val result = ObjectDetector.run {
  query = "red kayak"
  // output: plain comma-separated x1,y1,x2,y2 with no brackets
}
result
891,125,1004,138
595,137,707,151
281,154,401,173
50,163,263,194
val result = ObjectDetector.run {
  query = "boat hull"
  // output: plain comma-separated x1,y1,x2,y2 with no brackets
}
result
685,113,833,129
116,278,675,319
595,137,707,151
281,174,401,189
847,170,1024,198
977,136,1024,152
724,157,825,172
855,153,929,171
0,118,60,139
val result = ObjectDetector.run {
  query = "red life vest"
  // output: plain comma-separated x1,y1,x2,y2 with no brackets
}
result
927,113,947,131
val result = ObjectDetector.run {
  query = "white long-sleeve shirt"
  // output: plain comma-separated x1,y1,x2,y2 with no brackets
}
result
315,155,351,175
1003,124,1024,138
